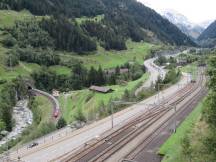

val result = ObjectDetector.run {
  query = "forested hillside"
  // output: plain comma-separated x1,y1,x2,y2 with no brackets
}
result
198,21,216,47
199,21,216,40
0,0,195,50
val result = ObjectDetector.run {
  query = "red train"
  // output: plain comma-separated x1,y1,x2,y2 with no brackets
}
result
53,109,60,118
30,89,60,119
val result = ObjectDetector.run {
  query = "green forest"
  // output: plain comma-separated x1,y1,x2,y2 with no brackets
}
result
1,0,195,50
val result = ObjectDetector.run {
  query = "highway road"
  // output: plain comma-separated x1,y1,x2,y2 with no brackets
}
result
135,50,187,96
9,55,191,162
135,58,166,96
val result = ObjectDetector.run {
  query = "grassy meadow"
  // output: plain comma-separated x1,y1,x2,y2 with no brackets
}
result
59,73,149,123
180,62,198,80
60,40,155,69
75,14,104,24
0,10,34,28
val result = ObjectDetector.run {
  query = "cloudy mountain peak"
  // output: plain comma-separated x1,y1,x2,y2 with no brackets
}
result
161,9,196,28
160,9,204,39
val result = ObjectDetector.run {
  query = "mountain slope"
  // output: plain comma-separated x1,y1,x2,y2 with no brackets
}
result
0,0,196,46
198,20,216,47
162,10,204,39
198,21,216,40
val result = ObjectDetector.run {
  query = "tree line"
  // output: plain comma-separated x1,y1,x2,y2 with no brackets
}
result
32,62,145,92
0,0,105,18
9,47,60,66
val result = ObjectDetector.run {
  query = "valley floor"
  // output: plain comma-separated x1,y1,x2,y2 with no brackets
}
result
9,69,190,162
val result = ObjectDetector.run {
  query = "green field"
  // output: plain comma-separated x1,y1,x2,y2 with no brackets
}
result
180,62,198,80
49,65,71,75
0,61,43,81
75,14,104,24
32,96,53,124
0,10,33,28
60,40,155,69
59,73,149,123
159,99,205,162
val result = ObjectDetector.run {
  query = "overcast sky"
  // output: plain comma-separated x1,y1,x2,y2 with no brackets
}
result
137,0,216,24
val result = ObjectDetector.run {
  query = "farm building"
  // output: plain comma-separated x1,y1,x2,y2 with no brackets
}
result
89,86,114,93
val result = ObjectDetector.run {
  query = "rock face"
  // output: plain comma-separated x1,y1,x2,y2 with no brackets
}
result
0,100,33,146
161,9,204,39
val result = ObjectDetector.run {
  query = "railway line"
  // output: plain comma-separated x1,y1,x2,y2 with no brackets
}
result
59,69,206,162
124,88,207,162
30,88,60,119
8,61,201,162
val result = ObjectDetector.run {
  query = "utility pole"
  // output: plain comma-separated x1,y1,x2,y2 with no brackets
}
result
174,103,177,133
6,136,9,162
111,102,114,129
9,54,12,71
157,82,160,105
157,83,172,105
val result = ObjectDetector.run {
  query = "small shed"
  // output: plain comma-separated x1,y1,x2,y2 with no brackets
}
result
89,86,114,93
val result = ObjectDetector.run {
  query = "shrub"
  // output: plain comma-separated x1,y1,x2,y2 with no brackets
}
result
3,35,17,47
56,117,67,129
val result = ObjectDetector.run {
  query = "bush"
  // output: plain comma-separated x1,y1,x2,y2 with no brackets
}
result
0,79,7,85
3,35,17,47
0,120,6,132
155,55,167,66
11,47,60,66
38,122,56,135
6,54,19,67
132,71,143,81
74,108,86,123
163,69,181,84
137,88,156,100
56,117,67,129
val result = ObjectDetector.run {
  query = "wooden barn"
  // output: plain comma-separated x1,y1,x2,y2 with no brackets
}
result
89,86,114,93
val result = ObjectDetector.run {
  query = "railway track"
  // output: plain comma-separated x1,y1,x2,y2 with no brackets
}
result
55,85,194,161
30,89,60,119
123,74,206,161
58,70,206,162
53,81,195,161
124,88,207,162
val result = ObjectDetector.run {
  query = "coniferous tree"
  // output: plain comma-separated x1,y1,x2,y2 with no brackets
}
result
88,66,97,86
96,66,105,86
